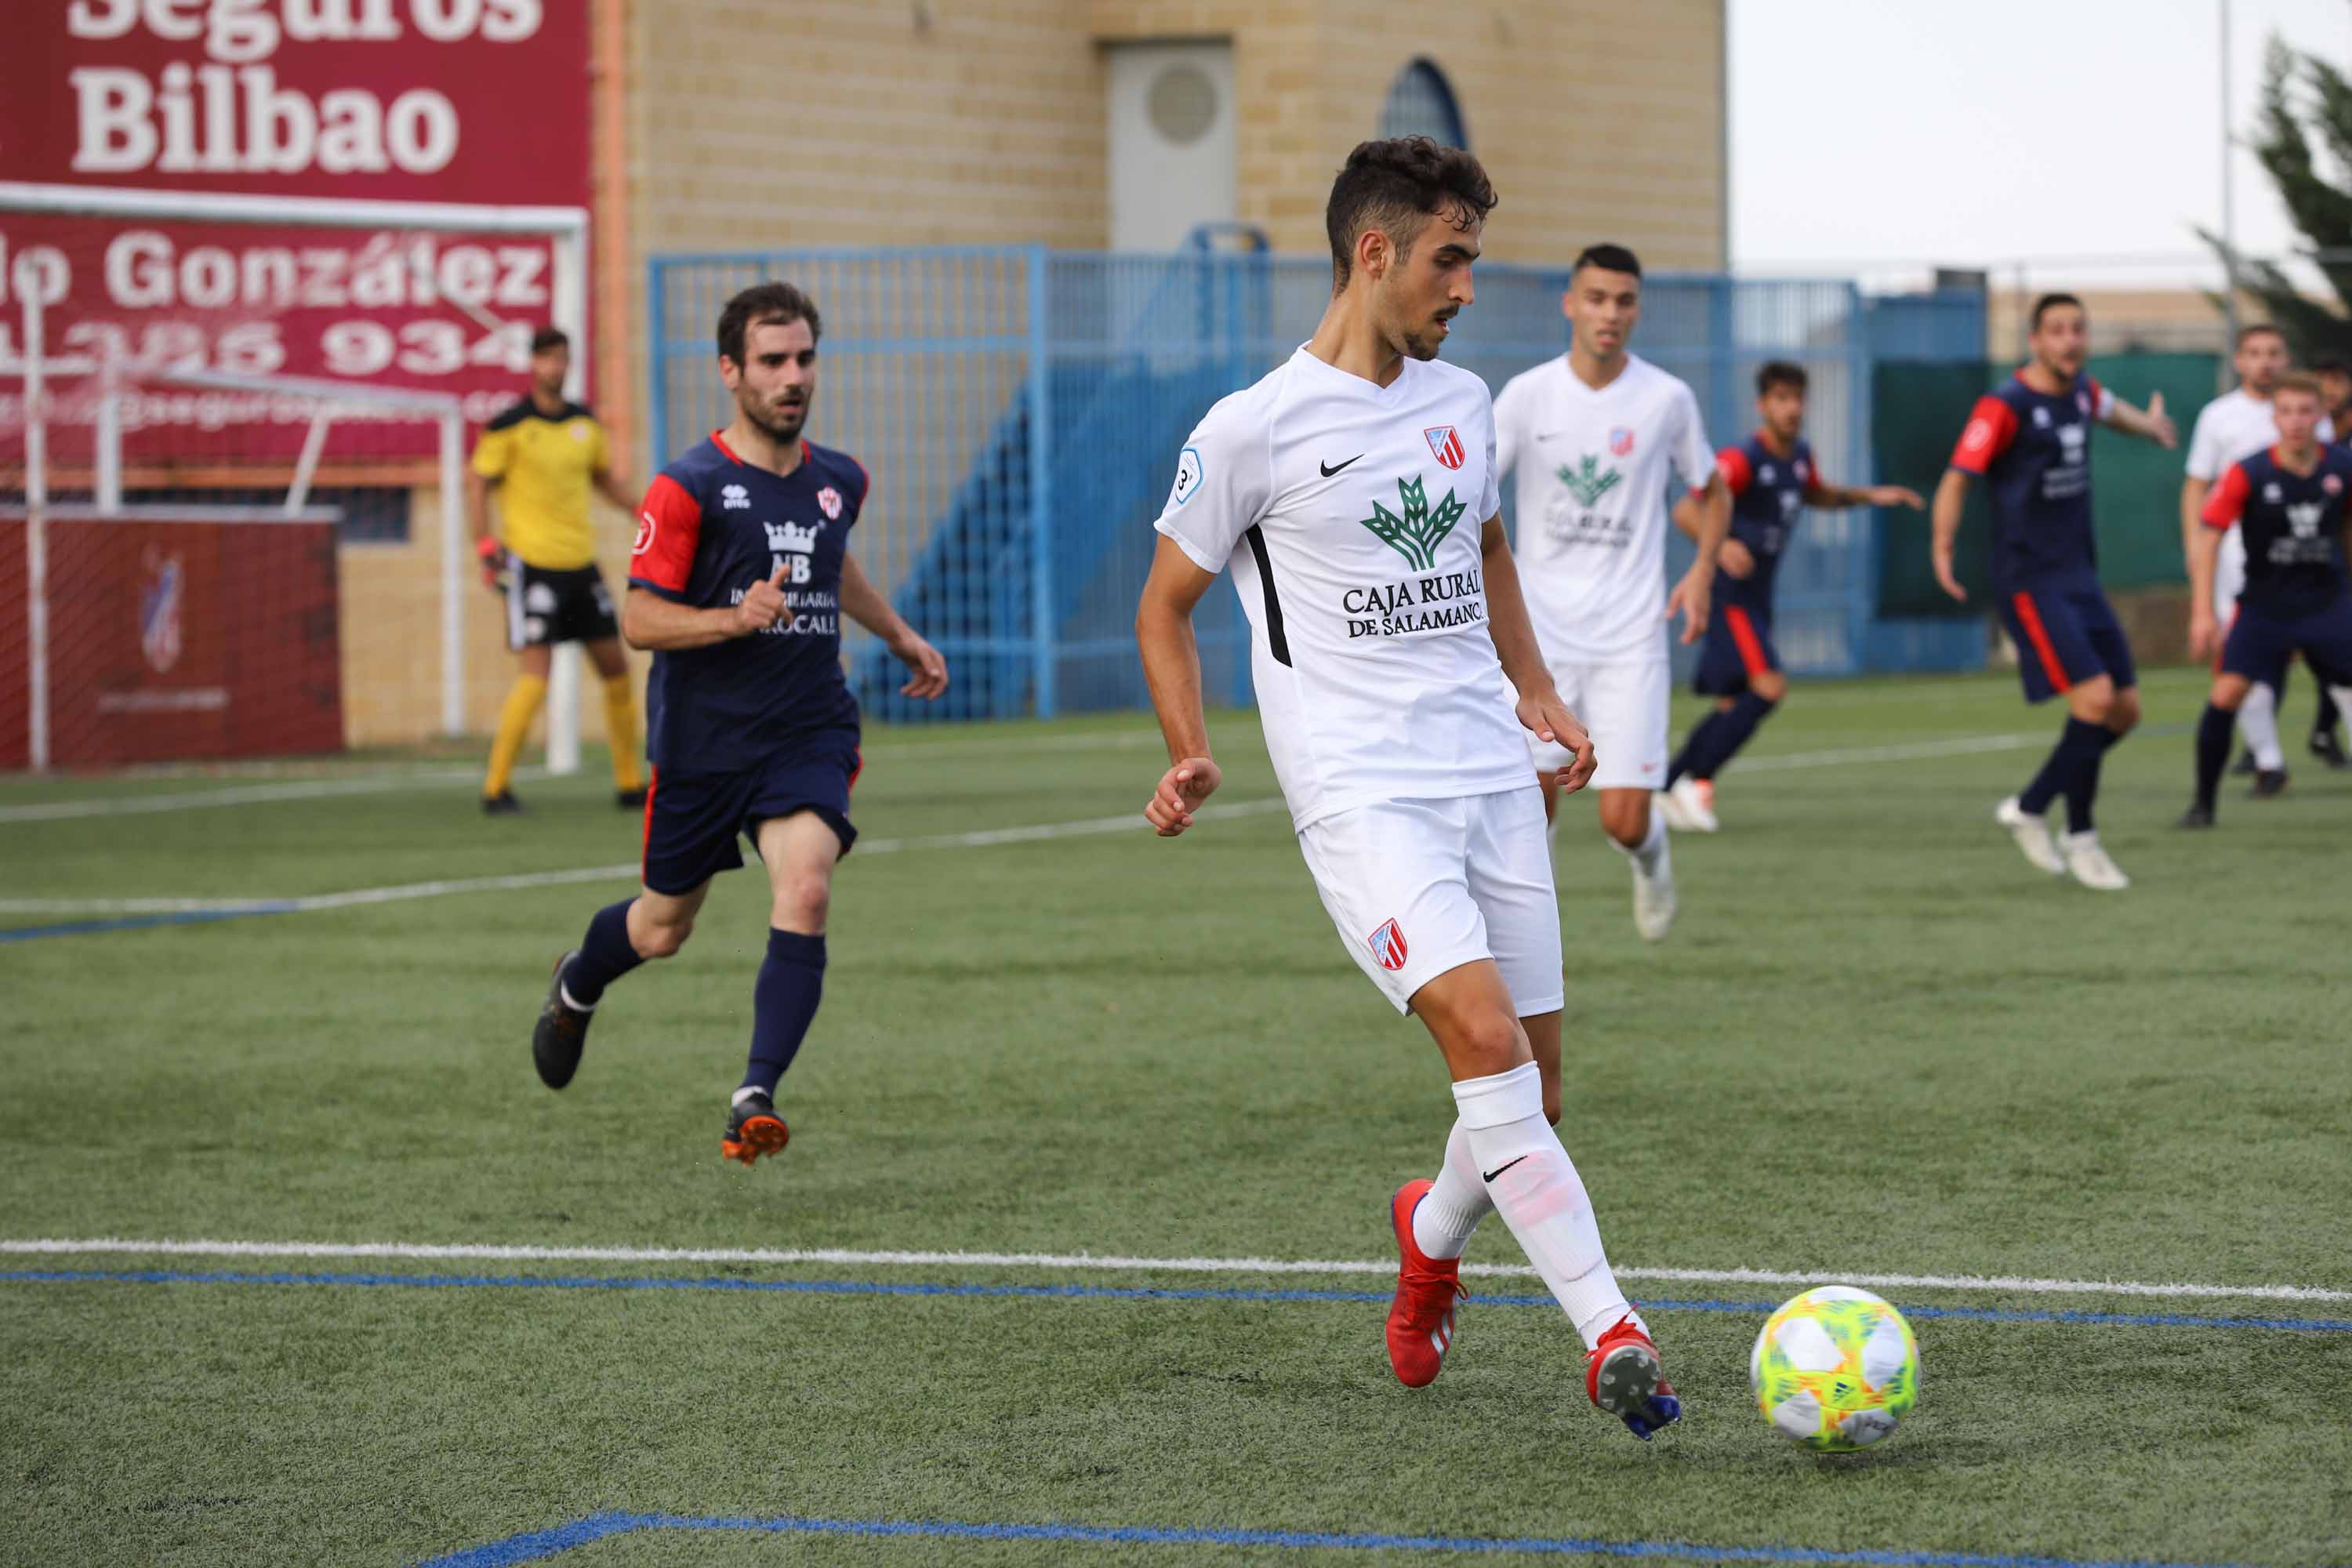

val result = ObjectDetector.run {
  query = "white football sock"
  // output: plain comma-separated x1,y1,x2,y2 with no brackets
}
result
1410,1119,1494,1261
1450,1061,1639,1348
2238,682,2285,771
1611,808,1668,876
2329,688,2352,734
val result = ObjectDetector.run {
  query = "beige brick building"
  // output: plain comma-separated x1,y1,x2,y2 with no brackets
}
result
354,0,1727,749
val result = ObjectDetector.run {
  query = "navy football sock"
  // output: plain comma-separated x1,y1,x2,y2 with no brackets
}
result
741,929,826,1096
1676,692,1777,783
2063,723,2122,834
2018,717,2107,817
563,898,643,1007
1664,712,1729,788
2194,704,2235,812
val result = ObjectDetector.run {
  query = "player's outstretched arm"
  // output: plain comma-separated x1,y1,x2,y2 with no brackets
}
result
840,550,948,699
1135,535,1224,836
1810,480,1924,511
2103,391,2177,448
1479,516,1597,795
1929,469,1972,601
1664,472,1730,643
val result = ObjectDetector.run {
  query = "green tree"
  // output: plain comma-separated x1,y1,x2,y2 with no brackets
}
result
2205,38,2352,359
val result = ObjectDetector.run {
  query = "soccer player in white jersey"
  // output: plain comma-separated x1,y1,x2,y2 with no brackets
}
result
2180,324,2339,793
1491,245,1730,942
1134,138,1681,1441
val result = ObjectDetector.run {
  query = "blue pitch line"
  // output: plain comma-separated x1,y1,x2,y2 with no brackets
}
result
412,1509,2266,1568
7,1269,2350,1335
0,905,299,942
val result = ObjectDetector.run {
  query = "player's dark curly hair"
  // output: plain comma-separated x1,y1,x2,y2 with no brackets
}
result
1757,361,1808,396
717,281,823,366
1324,136,1497,291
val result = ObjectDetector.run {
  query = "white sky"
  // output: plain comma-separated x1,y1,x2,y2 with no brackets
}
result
1728,0,2352,285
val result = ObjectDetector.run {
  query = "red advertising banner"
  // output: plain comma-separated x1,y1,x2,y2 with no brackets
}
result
5,2,591,466
18,1,589,205
0,515,343,768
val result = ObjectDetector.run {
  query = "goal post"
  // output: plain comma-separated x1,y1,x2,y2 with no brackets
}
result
1,182,596,773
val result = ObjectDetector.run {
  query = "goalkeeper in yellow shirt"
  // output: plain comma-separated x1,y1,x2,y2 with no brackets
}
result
470,326,646,813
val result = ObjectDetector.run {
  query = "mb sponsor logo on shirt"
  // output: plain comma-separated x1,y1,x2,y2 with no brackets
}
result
764,519,822,585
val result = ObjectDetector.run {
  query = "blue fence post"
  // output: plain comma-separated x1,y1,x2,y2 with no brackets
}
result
1026,245,1057,720
644,257,670,486
1845,281,1875,676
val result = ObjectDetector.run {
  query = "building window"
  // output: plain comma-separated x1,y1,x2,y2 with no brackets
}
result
1378,60,1467,148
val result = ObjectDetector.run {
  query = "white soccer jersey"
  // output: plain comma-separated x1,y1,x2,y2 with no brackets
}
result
1493,353,1715,664
1153,346,1524,831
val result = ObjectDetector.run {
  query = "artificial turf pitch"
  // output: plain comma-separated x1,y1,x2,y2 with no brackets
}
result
2,666,2348,1566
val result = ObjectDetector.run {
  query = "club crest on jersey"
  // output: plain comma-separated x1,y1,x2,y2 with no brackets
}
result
1424,426,1466,470
1367,918,1408,972
1609,426,1635,457
816,486,844,521
633,511,656,555
721,483,751,510
2327,474,2343,495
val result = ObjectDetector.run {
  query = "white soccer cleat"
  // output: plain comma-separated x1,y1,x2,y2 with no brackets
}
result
1631,836,1676,942
1994,796,2066,876
1656,777,1719,834
2060,830,2130,891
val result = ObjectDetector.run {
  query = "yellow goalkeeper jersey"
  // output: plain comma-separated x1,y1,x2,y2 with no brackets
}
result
471,397,608,570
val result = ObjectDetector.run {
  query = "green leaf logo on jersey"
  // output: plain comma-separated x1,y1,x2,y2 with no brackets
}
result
1556,456,1624,509
1359,476,1468,572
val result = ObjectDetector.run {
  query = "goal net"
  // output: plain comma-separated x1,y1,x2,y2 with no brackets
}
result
0,182,587,771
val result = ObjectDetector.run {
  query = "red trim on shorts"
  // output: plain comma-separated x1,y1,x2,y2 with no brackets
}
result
2011,591,2073,693
848,751,864,793
640,766,659,879
1724,605,1771,680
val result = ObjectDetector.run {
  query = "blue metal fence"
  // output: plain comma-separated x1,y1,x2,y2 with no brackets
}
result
647,248,1987,723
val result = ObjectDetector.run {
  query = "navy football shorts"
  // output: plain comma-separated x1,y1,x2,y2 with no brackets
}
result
639,739,862,895
1999,574,2136,703
2220,598,2352,691
1693,600,1780,695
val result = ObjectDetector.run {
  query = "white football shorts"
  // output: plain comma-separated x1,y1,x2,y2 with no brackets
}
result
1295,789,1564,1018
1526,658,1671,793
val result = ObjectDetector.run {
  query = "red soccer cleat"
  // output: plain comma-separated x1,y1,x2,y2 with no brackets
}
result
1585,1315,1682,1439
1385,1179,1466,1388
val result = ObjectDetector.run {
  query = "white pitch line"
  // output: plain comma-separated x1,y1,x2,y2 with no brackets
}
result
0,799,1292,917
0,731,1171,825
0,767,548,825
3,1237,2343,1305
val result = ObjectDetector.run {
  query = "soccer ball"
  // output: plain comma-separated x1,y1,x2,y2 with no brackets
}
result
1749,1286,1919,1451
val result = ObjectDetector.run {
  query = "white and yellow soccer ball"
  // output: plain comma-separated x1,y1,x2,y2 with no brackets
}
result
1749,1286,1919,1451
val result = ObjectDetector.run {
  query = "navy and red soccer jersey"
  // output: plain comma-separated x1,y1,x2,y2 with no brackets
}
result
629,433,868,774
1714,434,1821,608
2201,445,2352,620
1948,372,2114,589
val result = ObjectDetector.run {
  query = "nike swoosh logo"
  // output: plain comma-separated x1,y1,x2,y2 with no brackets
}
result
1482,1154,1531,1183
1319,454,1363,477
